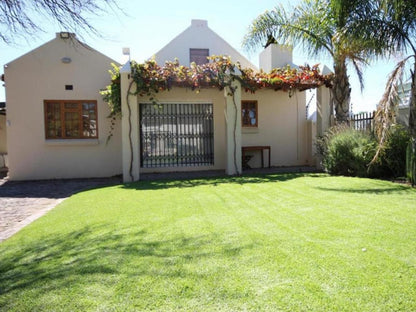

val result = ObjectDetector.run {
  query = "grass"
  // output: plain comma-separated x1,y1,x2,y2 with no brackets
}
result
0,173,415,311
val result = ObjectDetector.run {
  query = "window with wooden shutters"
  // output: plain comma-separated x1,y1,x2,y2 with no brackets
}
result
190,48,209,65
44,100,98,139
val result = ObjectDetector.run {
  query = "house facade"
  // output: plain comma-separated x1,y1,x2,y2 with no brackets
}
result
4,33,122,180
2,20,331,181
154,19,256,70
120,83,316,182
0,102,6,170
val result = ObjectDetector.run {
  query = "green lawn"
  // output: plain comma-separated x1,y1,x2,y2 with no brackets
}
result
1,173,415,311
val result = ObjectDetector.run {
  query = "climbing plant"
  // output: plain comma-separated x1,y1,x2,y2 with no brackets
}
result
101,56,333,118
100,56,332,179
100,63,121,143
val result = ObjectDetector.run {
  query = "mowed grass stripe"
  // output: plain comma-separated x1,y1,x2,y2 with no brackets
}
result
0,173,415,311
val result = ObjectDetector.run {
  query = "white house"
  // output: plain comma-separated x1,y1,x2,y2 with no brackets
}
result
397,81,411,127
2,20,332,181
154,19,256,70
3,33,122,180
0,101,6,171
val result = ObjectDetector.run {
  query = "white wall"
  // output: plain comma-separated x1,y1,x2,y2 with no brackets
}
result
135,87,312,173
154,20,257,70
0,114,6,154
241,89,310,168
397,106,409,127
259,44,296,72
5,34,122,180
316,85,333,136
137,87,228,173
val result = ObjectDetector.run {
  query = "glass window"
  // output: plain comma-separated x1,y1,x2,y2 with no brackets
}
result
242,101,258,127
45,102,62,138
44,100,98,139
190,49,209,65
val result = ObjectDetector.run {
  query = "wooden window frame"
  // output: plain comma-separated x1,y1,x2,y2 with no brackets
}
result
44,100,98,139
241,100,258,128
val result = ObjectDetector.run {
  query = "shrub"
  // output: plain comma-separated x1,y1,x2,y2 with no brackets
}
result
317,126,376,177
317,124,411,179
407,140,416,185
374,125,410,178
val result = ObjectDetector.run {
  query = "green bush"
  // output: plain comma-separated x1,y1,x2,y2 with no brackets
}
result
407,140,416,185
317,125,410,179
375,125,410,178
318,126,376,177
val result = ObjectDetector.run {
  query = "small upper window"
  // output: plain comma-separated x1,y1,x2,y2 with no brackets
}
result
242,101,258,127
190,48,209,65
44,100,98,139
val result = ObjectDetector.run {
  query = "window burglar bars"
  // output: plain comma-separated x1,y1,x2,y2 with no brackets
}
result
140,103,214,168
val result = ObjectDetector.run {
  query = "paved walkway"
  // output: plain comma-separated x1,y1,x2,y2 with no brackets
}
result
0,175,121,242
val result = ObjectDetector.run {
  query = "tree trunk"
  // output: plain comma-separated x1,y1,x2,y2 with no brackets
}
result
332,57,351,123
409,61,416,139
408,61,416,185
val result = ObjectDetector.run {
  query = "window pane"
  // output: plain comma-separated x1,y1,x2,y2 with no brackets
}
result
45,100,97,139
242,101,257,127
82,102,97,137
65,103,79,109
46,102,62,138
64,112,80,137
190,49,209,65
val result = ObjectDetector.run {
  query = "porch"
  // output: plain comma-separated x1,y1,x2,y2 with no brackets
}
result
119,63,332,183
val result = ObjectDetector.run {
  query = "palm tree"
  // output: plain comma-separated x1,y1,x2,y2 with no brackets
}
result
331,0,415,183
243,0,376,123
369,0,416,183
365,1,416,146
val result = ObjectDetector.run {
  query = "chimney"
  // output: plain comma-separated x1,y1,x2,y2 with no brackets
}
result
191,19,208,28
259,44,294,71
56,32,76,39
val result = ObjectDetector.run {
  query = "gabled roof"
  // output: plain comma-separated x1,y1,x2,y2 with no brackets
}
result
153,20,257,70
4,32,118,67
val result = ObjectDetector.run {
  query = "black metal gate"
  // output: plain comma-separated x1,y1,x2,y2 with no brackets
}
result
140,103,214,168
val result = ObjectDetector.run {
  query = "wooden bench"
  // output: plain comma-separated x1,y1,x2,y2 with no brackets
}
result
242,146,271,168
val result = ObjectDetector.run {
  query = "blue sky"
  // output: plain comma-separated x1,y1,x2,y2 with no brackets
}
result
0,0,398,112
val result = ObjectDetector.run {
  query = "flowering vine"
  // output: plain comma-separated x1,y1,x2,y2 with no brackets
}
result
101,56,333,119
100,56,332,179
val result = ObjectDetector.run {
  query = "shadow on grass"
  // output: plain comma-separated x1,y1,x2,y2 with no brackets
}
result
123,173,320,191
0,224,252,298
0,177,121,199
314,184,414,194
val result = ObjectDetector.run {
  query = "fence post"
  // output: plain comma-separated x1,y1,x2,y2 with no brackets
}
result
351,111,375,132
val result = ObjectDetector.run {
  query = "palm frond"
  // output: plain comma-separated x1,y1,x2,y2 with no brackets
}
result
243,1,334,59
351,58,365,92
371,56,412,164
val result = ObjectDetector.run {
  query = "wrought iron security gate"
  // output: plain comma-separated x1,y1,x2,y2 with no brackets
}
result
140,103,214,168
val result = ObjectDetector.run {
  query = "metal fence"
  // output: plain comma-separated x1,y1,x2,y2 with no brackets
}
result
140,103,214,168
351,111,375,132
